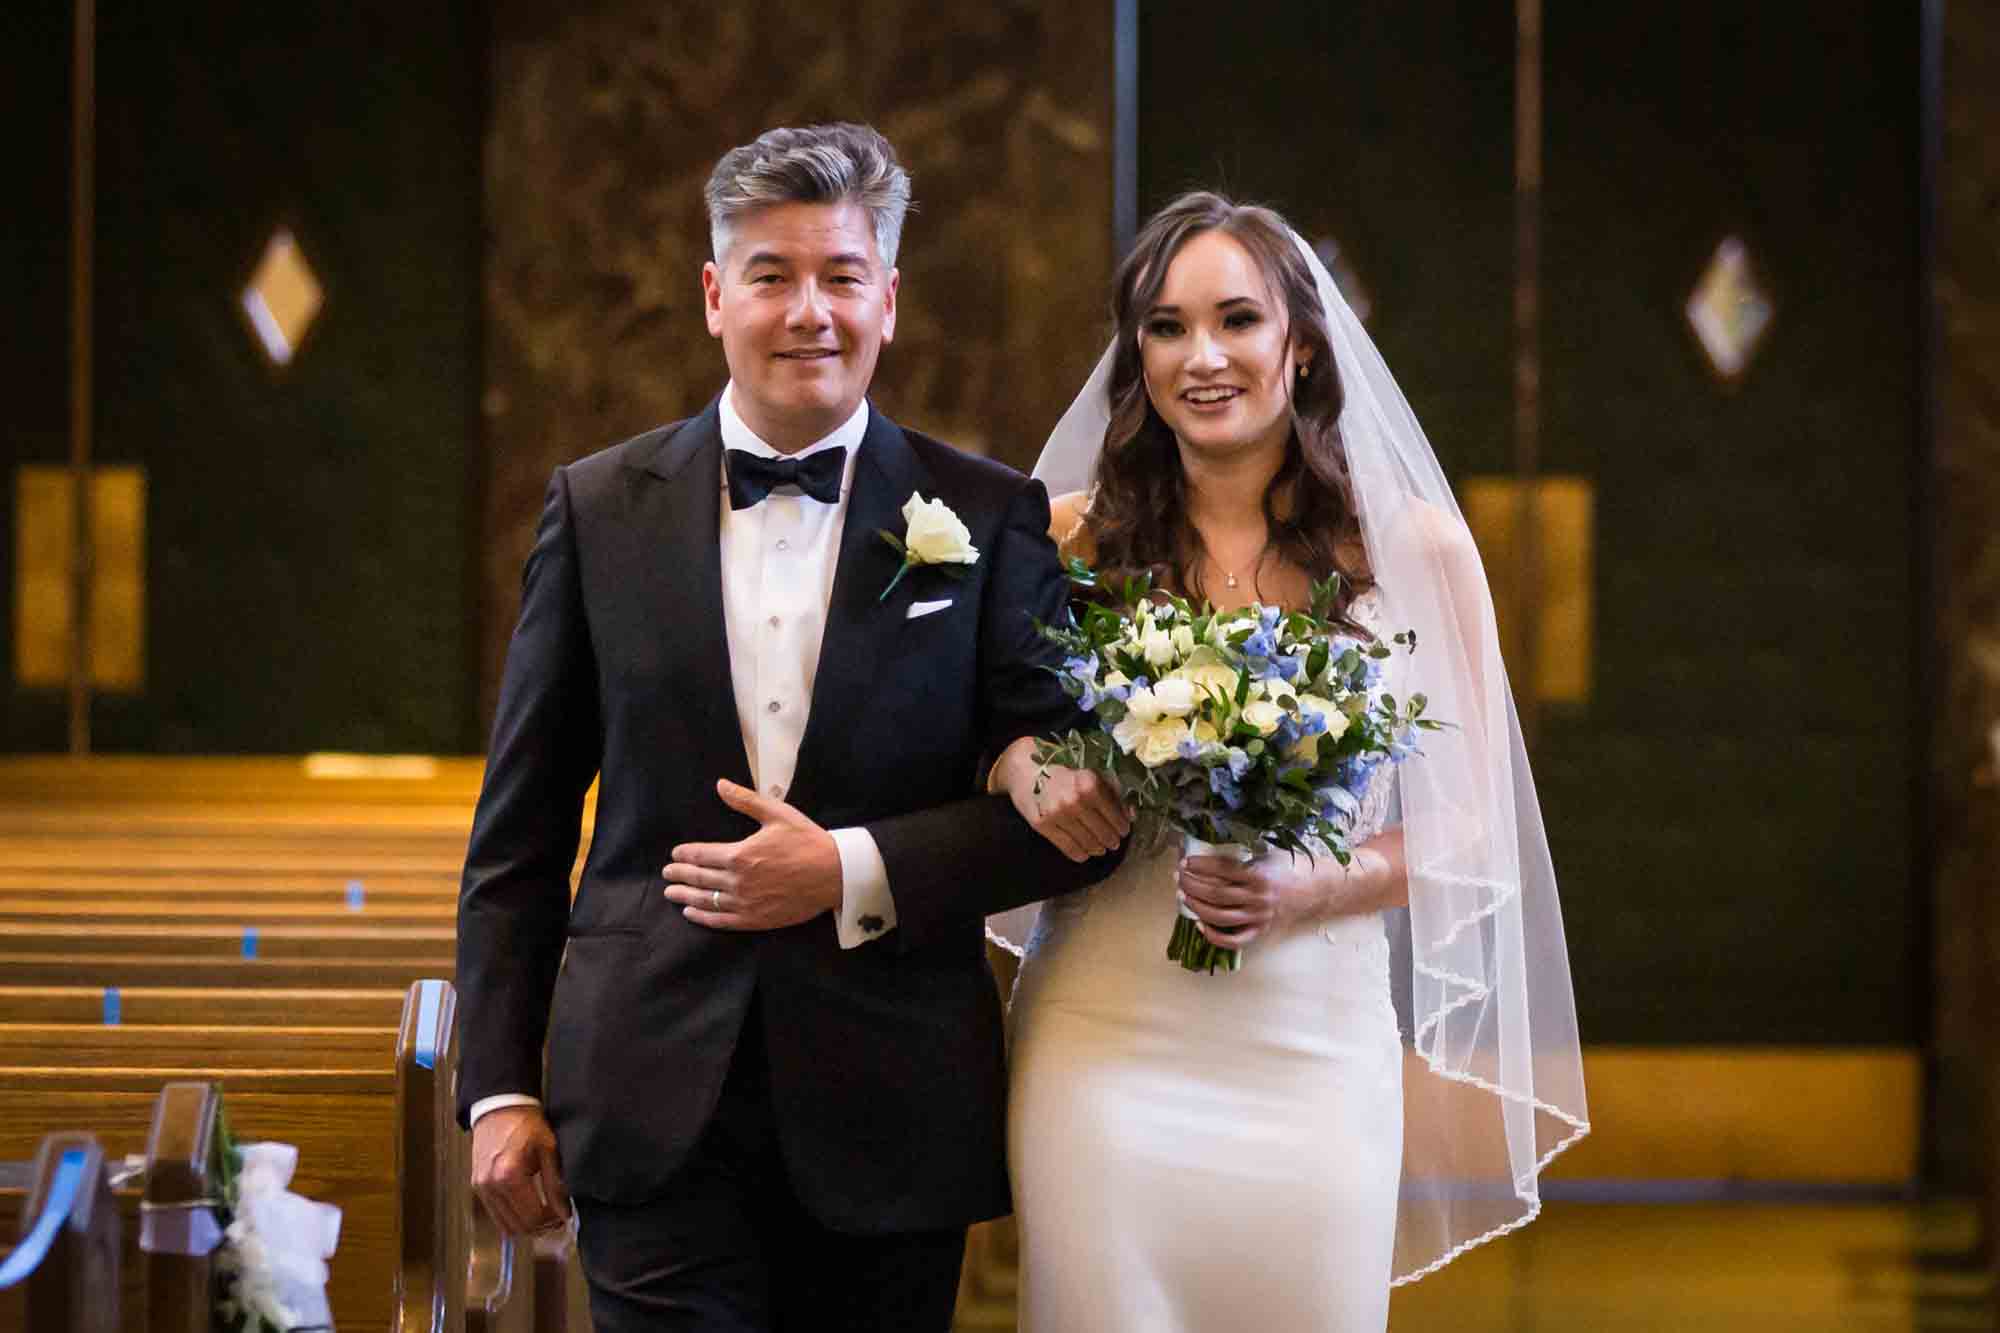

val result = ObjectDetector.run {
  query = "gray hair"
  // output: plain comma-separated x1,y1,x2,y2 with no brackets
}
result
705,122,914,269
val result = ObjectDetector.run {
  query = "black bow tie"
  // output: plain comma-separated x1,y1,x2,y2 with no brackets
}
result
725,447,846,510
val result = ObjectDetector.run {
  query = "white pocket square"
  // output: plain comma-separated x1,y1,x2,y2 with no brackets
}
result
906,599,954,620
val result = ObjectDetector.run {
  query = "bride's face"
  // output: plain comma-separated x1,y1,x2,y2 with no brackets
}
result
1138,230,1308,460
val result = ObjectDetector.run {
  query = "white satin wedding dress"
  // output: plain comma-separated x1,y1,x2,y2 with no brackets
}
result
1007,752,1404,1332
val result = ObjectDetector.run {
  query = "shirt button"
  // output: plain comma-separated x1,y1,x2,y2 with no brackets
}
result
768,784,784,799
767,615,781,629
775,538,790,551
766,700,781,714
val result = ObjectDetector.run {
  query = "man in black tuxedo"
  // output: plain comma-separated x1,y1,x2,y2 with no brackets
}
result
456,123,1124,1332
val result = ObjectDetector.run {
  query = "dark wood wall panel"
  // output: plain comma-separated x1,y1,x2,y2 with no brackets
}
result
1141,2,1921,1046
1,8,79,751
6,3,484,753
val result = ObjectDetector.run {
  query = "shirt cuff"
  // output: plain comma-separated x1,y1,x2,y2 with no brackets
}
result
470,1093,542,1126
830,826,897,948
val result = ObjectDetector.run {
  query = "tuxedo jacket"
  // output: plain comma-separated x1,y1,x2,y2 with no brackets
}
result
455,400,1117,1233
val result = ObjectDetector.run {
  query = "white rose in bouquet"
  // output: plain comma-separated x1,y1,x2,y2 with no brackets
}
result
1112,712,1192,768
1241,698,1286,735
1149,677,1200,718
1169,650,1240,701
1124,685,1166,724
1133,717,1192,768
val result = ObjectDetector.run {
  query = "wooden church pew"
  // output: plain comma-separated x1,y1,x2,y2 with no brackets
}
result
0,957,454,990
0,982,506,1333
0,987,409,1028
0,898,456,930
0,1134,121,1333
3,923,454,960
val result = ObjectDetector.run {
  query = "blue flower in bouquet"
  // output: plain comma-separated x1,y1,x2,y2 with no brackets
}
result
1316,784,1361,822
1063,653,1102,709
1208,764,1246,810
1336,753,1384,795
1227,746,1252,778
1250,653,1291,682
1241,609,1283,659
1272,702,1331,755
1105,673,1146,703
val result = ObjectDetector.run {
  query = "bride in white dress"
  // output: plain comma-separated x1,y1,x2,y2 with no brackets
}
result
984,193,1591,1331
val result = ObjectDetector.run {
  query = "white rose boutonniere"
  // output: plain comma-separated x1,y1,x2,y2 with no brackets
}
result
877,493,980,600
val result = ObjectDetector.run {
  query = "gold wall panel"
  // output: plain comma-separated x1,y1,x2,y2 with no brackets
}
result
13,466,75,687
1550,1046,1920,1183
1462,475,1593,705
11,464,146,692
89,467,145,690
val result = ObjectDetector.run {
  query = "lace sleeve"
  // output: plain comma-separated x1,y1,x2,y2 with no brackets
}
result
1353,764,1401,842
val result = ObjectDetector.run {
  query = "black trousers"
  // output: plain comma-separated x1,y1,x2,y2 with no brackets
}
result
570,994,968,1333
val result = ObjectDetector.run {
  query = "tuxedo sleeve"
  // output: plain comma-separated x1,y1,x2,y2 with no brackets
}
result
864,477,1123,952
455,467,601,1126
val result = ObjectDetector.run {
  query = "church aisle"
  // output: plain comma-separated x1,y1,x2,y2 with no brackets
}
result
954,1199,1994,1331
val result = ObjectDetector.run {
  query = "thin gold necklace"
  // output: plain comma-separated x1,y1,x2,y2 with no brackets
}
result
1207,546,1264,591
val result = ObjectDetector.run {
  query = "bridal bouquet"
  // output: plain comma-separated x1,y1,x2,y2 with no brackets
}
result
1035,564,1442,974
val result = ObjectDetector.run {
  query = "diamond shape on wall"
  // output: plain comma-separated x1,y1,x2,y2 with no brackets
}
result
1686,237,1772,381
241,228,323,366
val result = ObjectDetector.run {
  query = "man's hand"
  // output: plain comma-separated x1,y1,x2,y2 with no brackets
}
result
471,1105,570,1236
662,779,843,929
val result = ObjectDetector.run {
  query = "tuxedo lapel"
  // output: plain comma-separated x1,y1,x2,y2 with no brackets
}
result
630,403,754,792
785,408,931,813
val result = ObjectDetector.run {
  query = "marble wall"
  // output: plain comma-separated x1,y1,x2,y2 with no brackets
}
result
481,1,1114,720
1935,0,2000,1224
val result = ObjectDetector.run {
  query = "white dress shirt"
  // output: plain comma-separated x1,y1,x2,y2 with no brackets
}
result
470,384,899,1128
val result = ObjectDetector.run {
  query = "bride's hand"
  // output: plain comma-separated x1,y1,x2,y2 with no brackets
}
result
1177,851,1319,948
994,738,1131,862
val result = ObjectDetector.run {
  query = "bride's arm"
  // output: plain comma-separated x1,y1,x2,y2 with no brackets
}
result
1318,830,1409,915
986,491,1131,860
1177,829,1409,950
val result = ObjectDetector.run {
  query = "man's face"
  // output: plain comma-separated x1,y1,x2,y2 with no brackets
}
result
703,201,898,452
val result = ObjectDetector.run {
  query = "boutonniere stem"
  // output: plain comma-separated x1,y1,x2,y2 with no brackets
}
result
878,493,980,601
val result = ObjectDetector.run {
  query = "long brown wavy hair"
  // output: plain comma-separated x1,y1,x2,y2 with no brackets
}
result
1080,192,1375,628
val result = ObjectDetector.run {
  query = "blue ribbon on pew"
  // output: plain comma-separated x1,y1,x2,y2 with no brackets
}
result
241,928,259,959
101,988,120,1026
414,978,443,1071
345,880,365,911
0,1150,86,1289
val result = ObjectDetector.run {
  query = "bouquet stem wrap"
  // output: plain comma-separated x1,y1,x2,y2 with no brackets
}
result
1172,835,1259,973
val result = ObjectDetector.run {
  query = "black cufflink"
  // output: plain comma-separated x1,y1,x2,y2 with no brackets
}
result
859,915,885,934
